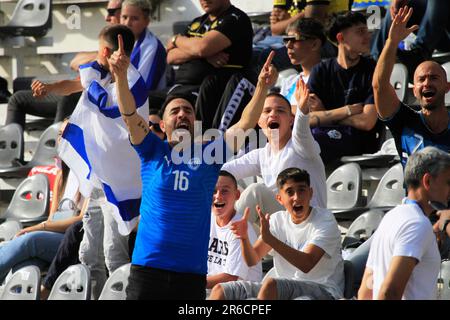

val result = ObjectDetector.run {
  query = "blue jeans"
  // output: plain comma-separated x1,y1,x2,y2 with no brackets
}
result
0,231,64,282
371,0,450,59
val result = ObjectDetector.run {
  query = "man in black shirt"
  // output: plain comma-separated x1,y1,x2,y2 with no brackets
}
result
166,0,254,131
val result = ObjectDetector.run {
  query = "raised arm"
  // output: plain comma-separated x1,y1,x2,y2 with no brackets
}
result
31,78,83,98
109,35,149,145
270,8,303,36
372,6,418,119
225,51,277,153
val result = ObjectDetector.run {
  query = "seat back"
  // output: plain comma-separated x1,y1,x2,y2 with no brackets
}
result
390,63,408,102
1,174,49,224
98,263,131,300
327,163,363,210
0,219,23,243
28,122,61,167
343,260,355,299
0,123,23,168
442,62,450,106
0,265,40,300
367,163,405,209
48,264,91,300
0,0,52,37
342,209,384,249
437,259,450,300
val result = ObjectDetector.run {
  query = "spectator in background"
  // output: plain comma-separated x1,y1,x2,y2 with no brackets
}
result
149,108,165,140
372,6,450,167
0,76,11,103
371,0,450,77
165,0,254,131
207,171,262,290
358,147,450,300
307,11,380,166
209,168,343,300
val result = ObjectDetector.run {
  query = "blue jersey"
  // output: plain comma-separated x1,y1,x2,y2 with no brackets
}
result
131,132,230,274
383,103,450,166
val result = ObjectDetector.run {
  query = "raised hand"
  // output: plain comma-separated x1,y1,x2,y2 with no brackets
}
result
256,205,272,244
230,207,250,240
388,6,419,45
294,77,310,115
258,51,278,87
108,34,130,80
31,80,49,98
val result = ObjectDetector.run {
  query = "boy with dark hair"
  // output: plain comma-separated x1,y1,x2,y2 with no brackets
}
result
209,167,343,300
207,171,262,289
307,11,380,165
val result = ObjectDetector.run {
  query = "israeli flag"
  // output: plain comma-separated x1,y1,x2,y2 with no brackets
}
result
58,61,148,235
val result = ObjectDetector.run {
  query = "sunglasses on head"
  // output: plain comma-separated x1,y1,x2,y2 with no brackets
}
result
149,121,162,133
107,7,121,17
282,34,316,44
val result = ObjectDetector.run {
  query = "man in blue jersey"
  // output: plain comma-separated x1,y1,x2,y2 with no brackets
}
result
372,6,450,166
110,36,277,299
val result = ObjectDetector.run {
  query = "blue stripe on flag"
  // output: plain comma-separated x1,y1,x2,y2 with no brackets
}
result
131,30,146,70
62,123,92,179
102,182,141,222
146,40,167,91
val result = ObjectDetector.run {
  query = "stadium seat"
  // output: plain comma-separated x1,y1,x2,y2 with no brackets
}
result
442,62,450,106
47,264,91,300
326,163,366,220
0,219,22,243
0,0,52,38
390,63,408,102
0,123,24,168
98,263,131,300
0,265,40,300
341,209,385,250
366,163,405,210
437,259,450,300
0,173,49,225
0,122,61,178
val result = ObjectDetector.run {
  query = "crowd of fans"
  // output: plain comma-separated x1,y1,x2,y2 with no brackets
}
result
0,0,450,300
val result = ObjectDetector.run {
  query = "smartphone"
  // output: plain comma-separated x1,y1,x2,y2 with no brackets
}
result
428,200,448,211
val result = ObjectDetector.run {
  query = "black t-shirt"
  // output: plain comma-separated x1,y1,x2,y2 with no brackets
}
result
175,5,253,85
383,103,450,166
308,57,380,161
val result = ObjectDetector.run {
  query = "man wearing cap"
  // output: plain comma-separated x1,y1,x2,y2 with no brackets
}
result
110,32,277,299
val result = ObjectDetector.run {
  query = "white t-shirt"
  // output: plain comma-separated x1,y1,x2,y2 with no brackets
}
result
222,109,326,209
280,73,309,106
268,208,344,298
366,201,440,300
207,212,262,282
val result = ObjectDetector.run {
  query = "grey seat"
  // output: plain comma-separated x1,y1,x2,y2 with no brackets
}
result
437,259,450,300
366,163,405,210
48,264,91,300
341,209,385,250
0,0,52,38
98,263,131,300
0,122,61,178
0,123,24,168
327,163,365,220
0,219,23,243
0,265,40,300
390,63,408,102
0,174,49,225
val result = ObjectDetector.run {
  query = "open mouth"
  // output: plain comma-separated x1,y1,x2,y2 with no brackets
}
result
422,90,436,99
176,122,190,130
268,121,280,129
293,204,304,213
214,202,225,208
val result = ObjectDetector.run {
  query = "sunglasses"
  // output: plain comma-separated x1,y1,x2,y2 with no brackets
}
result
107,7,121,17
149,121,162,133
282,34,316,44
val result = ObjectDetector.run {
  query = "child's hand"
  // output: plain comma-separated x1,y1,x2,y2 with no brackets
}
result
230,207,250,240
256,205,272,244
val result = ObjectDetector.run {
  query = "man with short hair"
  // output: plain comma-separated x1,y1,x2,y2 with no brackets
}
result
209,167,344,300
307,11,380,165
358,146,450,300
110,42,277,299
371,6,450,167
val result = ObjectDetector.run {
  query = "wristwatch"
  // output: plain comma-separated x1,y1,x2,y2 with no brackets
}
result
171,34,178,47
441,219,450,233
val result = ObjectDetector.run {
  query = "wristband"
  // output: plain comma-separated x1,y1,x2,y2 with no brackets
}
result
121,110,136,117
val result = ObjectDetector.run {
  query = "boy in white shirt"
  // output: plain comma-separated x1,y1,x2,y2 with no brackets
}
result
207,171,262,289
209,167,344,300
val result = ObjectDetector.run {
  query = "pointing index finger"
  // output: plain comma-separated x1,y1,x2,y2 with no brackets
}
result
263,51,275,69
118,34,124,54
